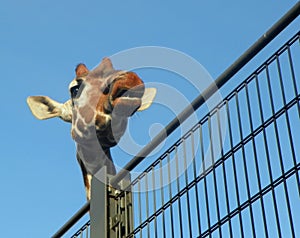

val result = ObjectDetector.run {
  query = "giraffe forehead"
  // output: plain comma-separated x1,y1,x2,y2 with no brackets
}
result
69,57,125,90
68,72,116,91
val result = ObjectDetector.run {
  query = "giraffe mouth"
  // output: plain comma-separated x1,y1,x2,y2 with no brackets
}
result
110,85,145,116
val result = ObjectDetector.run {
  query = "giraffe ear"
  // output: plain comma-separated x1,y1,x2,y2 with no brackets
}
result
27,96,72,123
138,88,156,111
76,63,89,77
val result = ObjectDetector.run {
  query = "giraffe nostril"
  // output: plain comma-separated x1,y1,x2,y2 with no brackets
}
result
114,88,128,99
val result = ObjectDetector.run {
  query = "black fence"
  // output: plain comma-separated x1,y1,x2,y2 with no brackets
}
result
53,3,300,238
127,30,300,238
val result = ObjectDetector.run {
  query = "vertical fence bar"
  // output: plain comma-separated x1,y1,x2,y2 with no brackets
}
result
235,89,256,238
255,70,282,237
191,131,202,236
175,146,183,238
245,81,269,238
167,153,175,238
183,139,193,238
199,123,210,237
226,96,244,238
217,105,233,237
144,172,150,238
151,166,158,238
159,160,166,238
208,116,222,237
137,180,142,238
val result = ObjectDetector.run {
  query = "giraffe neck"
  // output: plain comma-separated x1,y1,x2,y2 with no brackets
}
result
76,145,116,200
76,139,116,176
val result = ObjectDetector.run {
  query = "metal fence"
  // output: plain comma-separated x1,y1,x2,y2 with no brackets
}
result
53,3,300,238
126,30,300,238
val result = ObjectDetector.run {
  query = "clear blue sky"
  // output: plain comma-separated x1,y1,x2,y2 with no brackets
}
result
0,1,299,237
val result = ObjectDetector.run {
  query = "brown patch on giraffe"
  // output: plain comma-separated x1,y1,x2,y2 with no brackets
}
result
96,93,111,113
77,118,86,132
79,106,95,124
76,64,89,77
110,72,144,100
95,113,109,130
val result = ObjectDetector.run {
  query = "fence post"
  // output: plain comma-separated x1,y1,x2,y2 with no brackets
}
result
90,167,133,238
91,167,108,238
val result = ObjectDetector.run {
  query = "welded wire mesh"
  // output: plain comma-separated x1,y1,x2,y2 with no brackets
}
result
123,31,300,238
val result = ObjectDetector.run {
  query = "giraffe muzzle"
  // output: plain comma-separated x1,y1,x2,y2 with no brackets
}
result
108,83,145,116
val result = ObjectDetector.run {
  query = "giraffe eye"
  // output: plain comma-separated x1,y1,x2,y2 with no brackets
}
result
70,80,84,99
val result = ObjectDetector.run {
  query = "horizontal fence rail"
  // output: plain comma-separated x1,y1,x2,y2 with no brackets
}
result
52,3,300,237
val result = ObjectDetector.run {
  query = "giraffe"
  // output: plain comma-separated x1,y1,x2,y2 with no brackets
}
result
27,57,156,200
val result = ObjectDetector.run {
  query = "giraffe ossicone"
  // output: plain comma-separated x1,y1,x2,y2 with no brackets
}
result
27,57,156,200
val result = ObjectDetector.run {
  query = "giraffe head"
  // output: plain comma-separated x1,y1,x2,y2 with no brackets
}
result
27,57,156,185
67,57,156,149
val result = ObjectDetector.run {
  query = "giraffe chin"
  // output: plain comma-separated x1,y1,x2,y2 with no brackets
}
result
111,97,141,117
